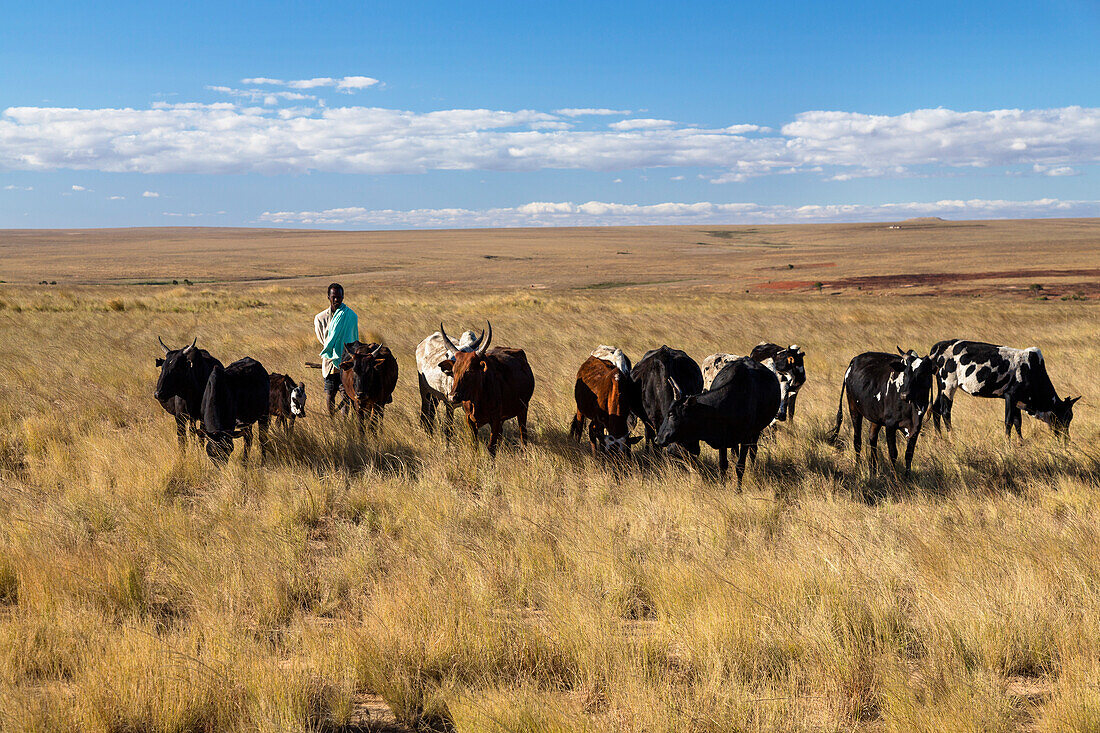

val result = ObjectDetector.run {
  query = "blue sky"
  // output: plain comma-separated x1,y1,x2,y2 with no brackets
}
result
3,0,1100,228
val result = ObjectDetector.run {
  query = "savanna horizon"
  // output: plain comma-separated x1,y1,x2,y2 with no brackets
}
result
1,223,1099,731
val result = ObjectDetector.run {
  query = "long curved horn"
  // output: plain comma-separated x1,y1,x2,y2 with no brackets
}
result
468,326,485,351
370,342,384,357
439,323,460,354
667,377,682,401
158,336,171,354
897,345,906,356
477,321,492,355
184,337,197,353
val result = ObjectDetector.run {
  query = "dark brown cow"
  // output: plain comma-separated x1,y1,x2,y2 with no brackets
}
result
569,355,648,454
269,373,306,434
438,322,535,456
339,342,399,433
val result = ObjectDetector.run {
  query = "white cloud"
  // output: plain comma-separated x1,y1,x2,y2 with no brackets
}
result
608,118,678,131
240,75,380,92
71,184,86,191
108,195,124,200
4,184,32,190
554,108,632,117
259,197,1100,229
142,191,159,198
2,102,1099,181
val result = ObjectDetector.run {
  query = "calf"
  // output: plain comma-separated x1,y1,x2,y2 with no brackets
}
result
269,373,306,434
633,345,704,452
929,339,1079,438
416,325,486,436
340,342,399,434
827,348,936,475
154,337,222,448
654,356,780,486
201,357,271,463
570,352,649,454
750,343,807,422
438,323,535,456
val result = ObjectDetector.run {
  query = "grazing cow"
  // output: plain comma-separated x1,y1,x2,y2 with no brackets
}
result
590,344,632,376
438,322,535,456
633,346,704,452
269,373,306,434
750,343,807,422
929,339,1079,438
570,351,649,454
339,342,399,434
415,325,487,435
200,357,271,463
827,349,936,475
654,356,780,485
154,337,222,448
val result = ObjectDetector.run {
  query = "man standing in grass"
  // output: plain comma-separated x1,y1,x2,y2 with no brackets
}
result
314,283,360,416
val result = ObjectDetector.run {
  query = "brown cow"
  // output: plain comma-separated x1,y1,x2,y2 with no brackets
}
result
269,372,306,434
339,342,399,434
570,355,648,454
438,322,535,456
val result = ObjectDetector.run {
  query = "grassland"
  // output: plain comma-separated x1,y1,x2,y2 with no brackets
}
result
0,221,1099,731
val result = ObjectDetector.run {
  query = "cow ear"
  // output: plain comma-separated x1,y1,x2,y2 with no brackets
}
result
438,359,454,376
155,357,165,367
340,360,353,371
889,360,905,373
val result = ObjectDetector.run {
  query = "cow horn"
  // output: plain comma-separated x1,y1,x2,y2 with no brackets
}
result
667,377,682,401
158,336,171,354
476,321,492,355
439,323,460,354
897,345,906,356
184,337,197,353
370,342,384,357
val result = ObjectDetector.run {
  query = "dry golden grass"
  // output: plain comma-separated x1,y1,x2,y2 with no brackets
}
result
0,224,1098,731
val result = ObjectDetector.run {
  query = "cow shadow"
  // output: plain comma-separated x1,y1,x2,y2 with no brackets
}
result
263,422,422,479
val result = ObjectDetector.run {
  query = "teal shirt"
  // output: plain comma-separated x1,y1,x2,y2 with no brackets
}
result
319,304,360,360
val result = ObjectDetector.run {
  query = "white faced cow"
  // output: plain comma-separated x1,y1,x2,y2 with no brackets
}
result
929,339,1079,438
415,323,488,436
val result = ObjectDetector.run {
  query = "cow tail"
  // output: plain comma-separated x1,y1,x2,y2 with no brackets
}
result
826,380,846,446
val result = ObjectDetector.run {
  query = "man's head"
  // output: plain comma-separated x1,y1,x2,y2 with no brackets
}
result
328,283,344,312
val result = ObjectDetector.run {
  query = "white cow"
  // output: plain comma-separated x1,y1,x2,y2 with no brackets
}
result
416,323,488,435
590,344,631,376
701,352,743,391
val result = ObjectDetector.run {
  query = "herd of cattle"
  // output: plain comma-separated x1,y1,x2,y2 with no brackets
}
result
153,325,1080,484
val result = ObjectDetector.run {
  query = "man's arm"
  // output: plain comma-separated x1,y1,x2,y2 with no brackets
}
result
314,311,328,346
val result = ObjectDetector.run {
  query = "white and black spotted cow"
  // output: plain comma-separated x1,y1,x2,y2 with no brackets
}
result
929,339,1080,438
827,348,937,476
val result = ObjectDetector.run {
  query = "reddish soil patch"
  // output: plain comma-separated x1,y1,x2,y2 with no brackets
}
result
826,267,1100,290
755,280,817,290
756,261,838,272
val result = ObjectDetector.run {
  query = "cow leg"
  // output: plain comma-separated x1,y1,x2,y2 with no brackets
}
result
644,422,656,451
850,409,863,463
867,423,881,471
735,443,750,488
258,417,269,464
466,415,481,449
786,392,799,422
1013,406,1023,440
886,428,898,467
175,413,188,448
487,420,504,457
1003,394,1015,438
517,405,529,448
370,404,384,434
588,422,601,455
570,412,585,442
748,441,758,464
904,430,920,476
443,404,456,440
934,389,954,433
718,447,728,479
418,374,436,434
287,416,295,436
241,425,252,463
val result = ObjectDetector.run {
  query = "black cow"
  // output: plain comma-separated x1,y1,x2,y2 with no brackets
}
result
654,356,780,485
339,342,399,434
201,357,271,463
633,346,705,452
929,339,1079,438
749,342,807,422
827,349,936,475
154,337,222,448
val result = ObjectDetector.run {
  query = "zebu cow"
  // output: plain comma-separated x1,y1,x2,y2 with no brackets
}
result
438,323,535,456
655,356,780,485
339,342,399,434
701,353,742,391
750,343,807,422
415,325,487,435
269,373,306,434
154,337,222,448
570,350,649,454
633,346,704,452
929,339,1079,438
200,357,271,463
827,349,936,475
